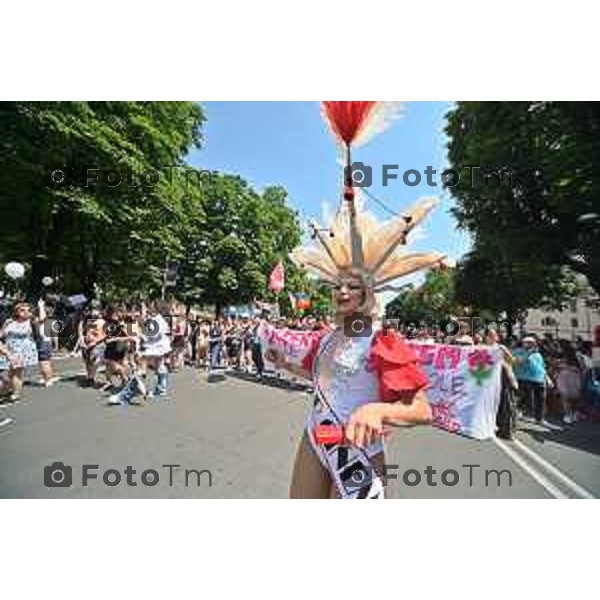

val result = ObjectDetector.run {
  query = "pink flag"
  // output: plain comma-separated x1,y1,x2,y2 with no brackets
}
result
269,261,285,293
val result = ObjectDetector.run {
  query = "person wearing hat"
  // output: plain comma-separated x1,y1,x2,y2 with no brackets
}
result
513,336,552,426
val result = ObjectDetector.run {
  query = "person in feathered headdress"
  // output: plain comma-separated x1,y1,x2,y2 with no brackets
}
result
263,102,444,499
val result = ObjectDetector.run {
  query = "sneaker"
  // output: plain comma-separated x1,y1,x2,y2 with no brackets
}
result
107,393,124,406
563,414,574,425
8,392,21,403
153,389,167,398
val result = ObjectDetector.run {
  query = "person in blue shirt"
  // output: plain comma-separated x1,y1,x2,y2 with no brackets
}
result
513,336,549,424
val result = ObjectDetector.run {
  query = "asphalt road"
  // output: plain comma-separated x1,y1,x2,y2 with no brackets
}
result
1,359,599,499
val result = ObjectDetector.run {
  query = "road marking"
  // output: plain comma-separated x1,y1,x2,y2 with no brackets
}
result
512,438,595,499
492,437,567,499
0,417,13,428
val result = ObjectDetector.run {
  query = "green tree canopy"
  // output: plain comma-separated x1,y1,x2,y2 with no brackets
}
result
445,101,600,304
175,178,303,314
0,101,205,298
386,266,459,324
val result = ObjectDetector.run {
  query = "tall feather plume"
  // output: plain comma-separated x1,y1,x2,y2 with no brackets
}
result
292,196,444,291
320,101,402,272
291,101,442,297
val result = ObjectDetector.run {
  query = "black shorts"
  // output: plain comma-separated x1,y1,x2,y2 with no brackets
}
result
38,342,53,362
104,343,128,362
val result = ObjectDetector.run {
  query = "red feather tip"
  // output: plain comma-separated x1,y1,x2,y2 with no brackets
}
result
321,101,378,147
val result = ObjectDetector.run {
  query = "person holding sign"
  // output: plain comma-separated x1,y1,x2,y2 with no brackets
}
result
265,267,434,499
262,101,445,499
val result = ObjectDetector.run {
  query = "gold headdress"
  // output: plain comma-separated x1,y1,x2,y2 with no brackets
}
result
290,101,445,298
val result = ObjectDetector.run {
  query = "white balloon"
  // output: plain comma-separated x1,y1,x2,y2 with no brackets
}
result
42,276,54,286
5,262,25,280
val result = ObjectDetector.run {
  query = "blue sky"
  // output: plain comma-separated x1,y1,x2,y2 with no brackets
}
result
187,101,471,288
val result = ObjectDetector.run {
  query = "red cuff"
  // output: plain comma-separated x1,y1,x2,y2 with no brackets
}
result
370,330,429,401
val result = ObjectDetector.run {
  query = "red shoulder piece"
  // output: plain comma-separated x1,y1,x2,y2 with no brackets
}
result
370,329,429,401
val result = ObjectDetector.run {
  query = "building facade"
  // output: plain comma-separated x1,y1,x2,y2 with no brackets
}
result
523,296,600,342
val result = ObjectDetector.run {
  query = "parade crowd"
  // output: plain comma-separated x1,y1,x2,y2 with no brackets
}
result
1,298,599,431
405,327,600,429
0,299,329,405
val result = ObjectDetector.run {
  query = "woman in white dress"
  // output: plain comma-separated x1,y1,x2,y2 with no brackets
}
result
138,302,172,396
266,266,434,499
1,303,39,401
